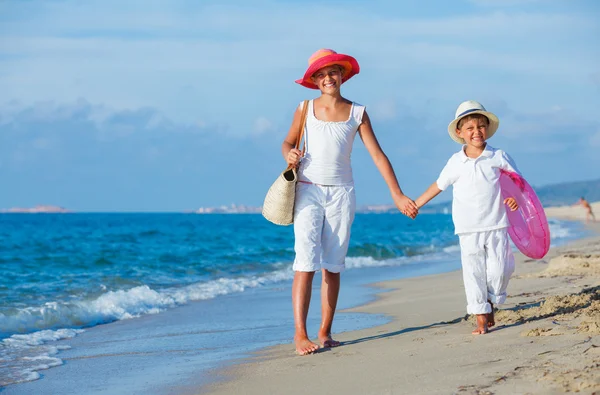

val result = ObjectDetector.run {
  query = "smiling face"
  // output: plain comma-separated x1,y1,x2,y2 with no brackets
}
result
456,114,490,152
311,65,344,93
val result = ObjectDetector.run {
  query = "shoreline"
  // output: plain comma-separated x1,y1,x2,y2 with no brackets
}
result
0,214,595,394
202,220,600,395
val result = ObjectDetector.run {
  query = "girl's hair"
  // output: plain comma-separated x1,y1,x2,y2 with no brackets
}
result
457,113,489,130
312,64,345,78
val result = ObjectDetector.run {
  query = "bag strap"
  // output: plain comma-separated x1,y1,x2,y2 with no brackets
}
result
285,100,309,172
295,100,309,153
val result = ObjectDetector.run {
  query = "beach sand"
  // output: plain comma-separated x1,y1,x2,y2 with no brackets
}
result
546,202,600,223
203,207,600,395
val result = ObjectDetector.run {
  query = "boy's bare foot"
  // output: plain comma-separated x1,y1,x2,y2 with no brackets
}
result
294,336,320,355
487,301,495,328
472,314,489,335
318,332,341,348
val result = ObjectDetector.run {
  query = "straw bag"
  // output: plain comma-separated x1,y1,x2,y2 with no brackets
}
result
262,100,309,225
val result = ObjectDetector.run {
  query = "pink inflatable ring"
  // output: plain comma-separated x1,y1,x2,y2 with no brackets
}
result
499,170,550,259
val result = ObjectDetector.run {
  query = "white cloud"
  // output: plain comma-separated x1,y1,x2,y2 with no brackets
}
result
143,146,163,161
370,99,397,121
591,73,600,90
253,116,274,135
0,1,598,143
590,130,600,147
1,4,596,82
468,0,548,6
489,104,599,158
0,98,289,209
1,97,599,210
32,138,53,150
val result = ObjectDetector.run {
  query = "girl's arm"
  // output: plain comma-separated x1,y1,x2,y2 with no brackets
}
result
415,183,443,209
282,104,304,167
358,111,418,219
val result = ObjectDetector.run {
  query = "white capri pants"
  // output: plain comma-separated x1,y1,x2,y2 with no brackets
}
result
458,228,515,315
293,182,356,273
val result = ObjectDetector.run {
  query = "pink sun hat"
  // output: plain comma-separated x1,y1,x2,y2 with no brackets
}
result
295,49,360,89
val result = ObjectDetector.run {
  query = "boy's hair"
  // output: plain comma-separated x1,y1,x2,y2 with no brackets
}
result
457,113,490,130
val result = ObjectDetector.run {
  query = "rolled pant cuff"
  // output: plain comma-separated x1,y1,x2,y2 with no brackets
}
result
467,302,492,315
488,293,507,305
321,262,345,274
292,261,320,272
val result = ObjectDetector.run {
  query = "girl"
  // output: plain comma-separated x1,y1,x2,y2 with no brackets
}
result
282,49,417,355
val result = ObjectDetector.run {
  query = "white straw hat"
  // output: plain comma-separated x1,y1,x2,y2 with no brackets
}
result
447,100,499,144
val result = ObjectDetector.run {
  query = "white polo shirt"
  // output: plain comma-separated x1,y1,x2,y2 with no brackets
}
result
436,144,520,235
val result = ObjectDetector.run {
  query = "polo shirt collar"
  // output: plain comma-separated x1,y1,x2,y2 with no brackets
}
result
460,144,494,162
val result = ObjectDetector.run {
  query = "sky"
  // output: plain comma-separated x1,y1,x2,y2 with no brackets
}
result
0,0,599,211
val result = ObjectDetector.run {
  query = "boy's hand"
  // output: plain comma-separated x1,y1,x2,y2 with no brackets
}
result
395,195,418,219
504,197,519,211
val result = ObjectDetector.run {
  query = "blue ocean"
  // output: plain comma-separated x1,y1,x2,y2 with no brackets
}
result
0,213,588,393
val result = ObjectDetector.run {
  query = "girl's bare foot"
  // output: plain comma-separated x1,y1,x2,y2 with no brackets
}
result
294,336,320,355
318,332,341,348
472,314,489,335
487,301,495,328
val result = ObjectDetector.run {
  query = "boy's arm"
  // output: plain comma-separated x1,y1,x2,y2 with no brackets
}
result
500,150,520,175
417,156,456,209
415,182,443,209
357,111,418,218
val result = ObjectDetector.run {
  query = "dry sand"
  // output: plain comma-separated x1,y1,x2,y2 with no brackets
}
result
546,202,600,223
202,207,600,395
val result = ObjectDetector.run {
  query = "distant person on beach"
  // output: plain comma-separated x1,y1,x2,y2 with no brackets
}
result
574,197,596,222
414,100,520,335
283,49,418,355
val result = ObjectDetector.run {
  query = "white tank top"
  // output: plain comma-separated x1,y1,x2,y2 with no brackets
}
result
298,99,365,186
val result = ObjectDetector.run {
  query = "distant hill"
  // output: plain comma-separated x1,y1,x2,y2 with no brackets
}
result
0,205,71,213
191,178,600,215
421,200,452,214
534,178,600,207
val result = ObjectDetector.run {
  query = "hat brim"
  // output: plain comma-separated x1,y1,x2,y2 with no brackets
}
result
447,110,499,144
295,54,360,89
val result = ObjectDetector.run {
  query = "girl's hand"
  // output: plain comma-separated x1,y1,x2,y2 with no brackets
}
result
504,197,519,211
287,148,303,168
394,195,418,219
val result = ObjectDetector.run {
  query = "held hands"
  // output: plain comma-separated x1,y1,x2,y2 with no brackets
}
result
394,194,419,219
287,148,303,168
504,197,519,211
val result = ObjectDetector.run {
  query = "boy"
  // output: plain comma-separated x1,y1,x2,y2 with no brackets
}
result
415,100,519,334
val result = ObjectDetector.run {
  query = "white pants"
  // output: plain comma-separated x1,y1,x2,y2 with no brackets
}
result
293,182,356,273
458,228,515,315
